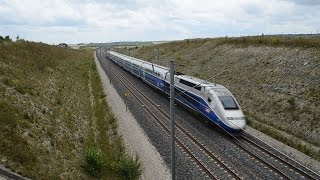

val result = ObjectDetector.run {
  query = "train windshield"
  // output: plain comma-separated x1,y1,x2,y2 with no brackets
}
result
218,96,239,110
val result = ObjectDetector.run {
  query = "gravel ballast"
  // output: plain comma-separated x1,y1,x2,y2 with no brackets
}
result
94,53,171,180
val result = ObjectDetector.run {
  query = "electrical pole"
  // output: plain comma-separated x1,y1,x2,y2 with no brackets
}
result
170,60,175,180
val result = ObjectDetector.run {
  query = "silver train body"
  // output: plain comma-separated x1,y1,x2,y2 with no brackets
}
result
106,51,246,132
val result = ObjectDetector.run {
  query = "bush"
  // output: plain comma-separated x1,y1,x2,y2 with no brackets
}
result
15,83,32,95
84,147,105,178
0,101,19,129
117,152,142,180
287,97,296,110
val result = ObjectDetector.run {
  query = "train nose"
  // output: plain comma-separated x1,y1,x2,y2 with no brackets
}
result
226,117,246,130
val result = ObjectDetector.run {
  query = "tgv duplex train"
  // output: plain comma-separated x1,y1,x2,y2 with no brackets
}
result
106,51,246,132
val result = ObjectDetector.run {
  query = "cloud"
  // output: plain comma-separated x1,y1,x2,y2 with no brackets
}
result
0,0,319,43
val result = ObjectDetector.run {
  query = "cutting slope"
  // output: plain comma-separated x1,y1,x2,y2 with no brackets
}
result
0,40,141,179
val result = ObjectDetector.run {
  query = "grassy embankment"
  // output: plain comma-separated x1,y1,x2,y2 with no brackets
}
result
119,36,320,161
0,39,141,179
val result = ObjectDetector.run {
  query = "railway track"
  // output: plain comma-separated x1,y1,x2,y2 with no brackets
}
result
0,166,27,180
99,52,319,180
239,133,320,180
106,57,241,179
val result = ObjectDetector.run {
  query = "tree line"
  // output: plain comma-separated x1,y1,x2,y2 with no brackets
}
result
0,35,13,43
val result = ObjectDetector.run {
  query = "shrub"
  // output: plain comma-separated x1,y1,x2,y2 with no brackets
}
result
2,78,13,86
287,97,296,109
84,147,105,178
0,101,20,129
15,83,32,94
117,152,142,180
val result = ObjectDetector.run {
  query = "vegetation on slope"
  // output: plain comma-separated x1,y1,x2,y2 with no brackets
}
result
120,36,320,161
0,37,141,179
216,35,320,48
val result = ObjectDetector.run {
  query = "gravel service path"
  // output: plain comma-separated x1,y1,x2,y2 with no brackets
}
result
94,53,171,180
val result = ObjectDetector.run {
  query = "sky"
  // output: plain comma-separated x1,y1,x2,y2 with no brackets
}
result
0,0,320,44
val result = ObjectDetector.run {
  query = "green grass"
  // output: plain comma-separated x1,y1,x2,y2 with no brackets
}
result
84,147,106,177
0,40,141,179
117,151,142,180
84,58,142,179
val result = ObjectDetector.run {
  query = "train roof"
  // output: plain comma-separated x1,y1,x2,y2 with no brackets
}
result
109,51,169,74
178,75,232,96
177,75,222,88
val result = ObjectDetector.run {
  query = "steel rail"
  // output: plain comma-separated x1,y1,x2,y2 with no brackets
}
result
241,134,319,180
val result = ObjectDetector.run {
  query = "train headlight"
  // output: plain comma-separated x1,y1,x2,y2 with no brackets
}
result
238,117,246,120
227,117,234,120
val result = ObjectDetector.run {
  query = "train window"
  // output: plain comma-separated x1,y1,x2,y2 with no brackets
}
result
218,96,239,110
208,98,211,103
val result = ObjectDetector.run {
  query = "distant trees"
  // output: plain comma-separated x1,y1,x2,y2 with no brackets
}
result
0,35,25,44
0,35,12,43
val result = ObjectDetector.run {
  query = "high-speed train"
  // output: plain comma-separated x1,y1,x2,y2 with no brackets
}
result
106,51,246,132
